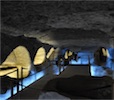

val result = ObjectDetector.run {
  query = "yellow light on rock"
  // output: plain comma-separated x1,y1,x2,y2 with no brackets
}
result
65,51,68,59
0,46,31,78
64,50,73,59
102,48,107,57
68,51,73,56
46,47,55,60
34,47,46,65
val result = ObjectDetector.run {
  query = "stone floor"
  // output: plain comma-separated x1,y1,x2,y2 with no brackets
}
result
9,64,90,100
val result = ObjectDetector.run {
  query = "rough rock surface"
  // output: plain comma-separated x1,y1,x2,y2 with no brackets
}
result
1,33,52,63
1,1,114,52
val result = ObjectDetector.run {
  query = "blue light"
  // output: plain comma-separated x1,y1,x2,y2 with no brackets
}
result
70,59,81,64
106,58,114,70
70,57,89,65
0,70,45,100
0,89,11,100
90,53,114,77
53,65,67,75
108,48,114,59
53,65,60,75
35,71,45,80
90,65,108,77
89,47,114,77
70,52,93,65
19,70,45,88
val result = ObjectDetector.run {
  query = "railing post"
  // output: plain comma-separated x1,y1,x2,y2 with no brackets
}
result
87,55,91,75
88,55,90,65
21,67,23,90
16,68,19,93
10,79,13,97
59,64,61,74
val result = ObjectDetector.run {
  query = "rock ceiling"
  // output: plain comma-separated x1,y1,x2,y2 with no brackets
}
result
1,1,114,52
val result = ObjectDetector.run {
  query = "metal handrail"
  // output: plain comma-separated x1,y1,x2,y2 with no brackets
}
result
0,68,19,97
0,68,18,76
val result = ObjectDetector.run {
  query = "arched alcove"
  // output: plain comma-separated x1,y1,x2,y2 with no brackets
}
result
0,46,31,79
94,47,107,66
33,47,46,65
64,51,68,59
46,47,55,61
64,50,73,59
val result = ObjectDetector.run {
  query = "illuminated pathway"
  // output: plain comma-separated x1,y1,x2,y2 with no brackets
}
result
0,51,92,100
0,70,45,100
9,65,91,99
0,64,65,100
3,51,112,100
8,52,91,99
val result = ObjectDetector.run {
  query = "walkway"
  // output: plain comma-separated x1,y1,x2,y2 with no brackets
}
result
9,64,90,99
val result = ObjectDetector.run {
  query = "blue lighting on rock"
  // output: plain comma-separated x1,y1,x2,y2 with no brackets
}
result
90,47,114,77
108,48,114,59
70,52,93,65
90,65,108,77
